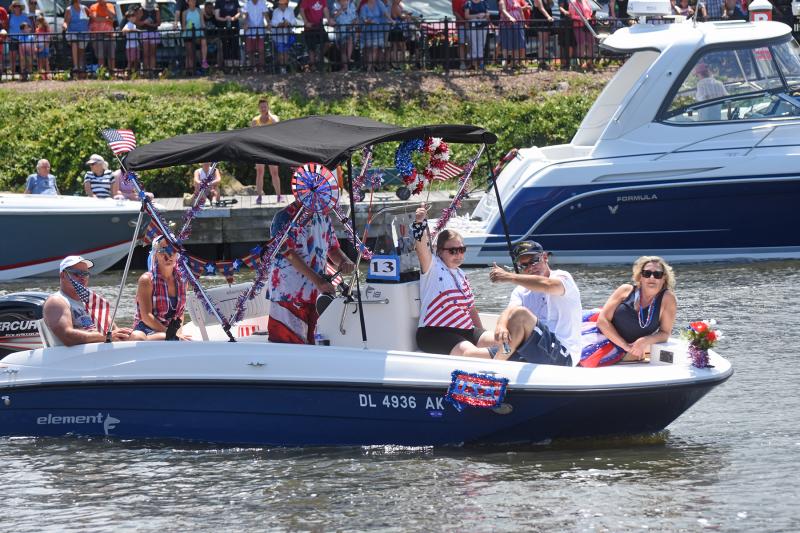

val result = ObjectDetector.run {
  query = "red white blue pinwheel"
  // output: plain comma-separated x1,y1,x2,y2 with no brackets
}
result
292,163,339,214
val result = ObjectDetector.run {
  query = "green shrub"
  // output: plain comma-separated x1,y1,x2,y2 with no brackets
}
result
0,81,596,196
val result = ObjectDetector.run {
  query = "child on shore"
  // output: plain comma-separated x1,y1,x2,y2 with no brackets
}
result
17,21,35,78
34,16,50,79
122,8,140,76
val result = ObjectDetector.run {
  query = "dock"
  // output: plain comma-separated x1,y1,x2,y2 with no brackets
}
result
153,190,481,259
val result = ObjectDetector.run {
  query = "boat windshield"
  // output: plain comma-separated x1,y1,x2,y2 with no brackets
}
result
663,40,800,123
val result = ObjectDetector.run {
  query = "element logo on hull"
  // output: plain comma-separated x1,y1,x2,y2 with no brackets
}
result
37,412,121,436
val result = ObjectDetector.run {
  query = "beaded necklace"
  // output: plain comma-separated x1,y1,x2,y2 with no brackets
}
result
635,287,656,329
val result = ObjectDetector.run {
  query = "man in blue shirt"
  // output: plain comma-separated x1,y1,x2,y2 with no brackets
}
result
24,159,59,194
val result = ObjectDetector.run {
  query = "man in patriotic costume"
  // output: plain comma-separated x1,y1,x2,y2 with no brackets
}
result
267,199,354,344
42,256,132,345
489,241,582,366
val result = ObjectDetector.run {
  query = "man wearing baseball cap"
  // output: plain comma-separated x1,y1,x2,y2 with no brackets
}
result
42,255,132,345
488,241,582,366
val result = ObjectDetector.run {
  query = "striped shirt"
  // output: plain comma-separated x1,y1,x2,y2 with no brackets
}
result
84,170,115,198
418,256,475,329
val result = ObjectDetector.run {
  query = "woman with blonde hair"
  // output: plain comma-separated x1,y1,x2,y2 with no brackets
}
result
579,256,677,367
130,236,189,341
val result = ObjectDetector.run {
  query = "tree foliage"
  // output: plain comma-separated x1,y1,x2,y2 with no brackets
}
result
0,81,595,196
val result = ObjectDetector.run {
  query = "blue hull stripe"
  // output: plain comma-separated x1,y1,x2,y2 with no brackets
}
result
0,378,728,446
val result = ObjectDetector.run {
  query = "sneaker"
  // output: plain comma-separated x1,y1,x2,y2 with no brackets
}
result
201,60,209,69
276,194,283,203
255,195,262,205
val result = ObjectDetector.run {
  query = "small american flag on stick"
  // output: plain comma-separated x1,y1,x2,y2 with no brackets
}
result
433,162,464,181
68,277,112,333
100,128,137,155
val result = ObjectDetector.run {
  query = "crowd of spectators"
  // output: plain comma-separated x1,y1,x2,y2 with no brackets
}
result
0,0,796,79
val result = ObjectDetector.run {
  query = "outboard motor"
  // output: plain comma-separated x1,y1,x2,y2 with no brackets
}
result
0,292,48,356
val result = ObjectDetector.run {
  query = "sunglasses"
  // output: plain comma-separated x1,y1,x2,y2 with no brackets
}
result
65,268,90,278
641,269,665,279
518,255,543,268
443,246,467,255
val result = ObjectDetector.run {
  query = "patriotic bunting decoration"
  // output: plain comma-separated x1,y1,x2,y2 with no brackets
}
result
432,145,485,237
67,277,112,334
491,148,519,180
100,128,137,155
350,146,374,202
444,370,509,412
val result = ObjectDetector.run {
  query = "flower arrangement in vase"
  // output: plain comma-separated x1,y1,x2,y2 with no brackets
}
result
682,320,723,368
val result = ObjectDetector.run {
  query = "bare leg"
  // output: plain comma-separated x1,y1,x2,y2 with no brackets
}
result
504,307,538,354
255,163,265,196
269,164,280,198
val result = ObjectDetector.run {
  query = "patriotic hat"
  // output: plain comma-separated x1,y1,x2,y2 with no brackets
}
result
59,255,94,273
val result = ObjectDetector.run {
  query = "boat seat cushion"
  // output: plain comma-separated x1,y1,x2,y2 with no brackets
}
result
37,319,64,348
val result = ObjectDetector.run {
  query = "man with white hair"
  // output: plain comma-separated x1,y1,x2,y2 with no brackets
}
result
24,159,58,194
43,255,132,345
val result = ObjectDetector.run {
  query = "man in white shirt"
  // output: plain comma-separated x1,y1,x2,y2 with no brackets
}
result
489,241,583,366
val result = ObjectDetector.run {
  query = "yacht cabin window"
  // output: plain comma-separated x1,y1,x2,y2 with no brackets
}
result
663,40,800,123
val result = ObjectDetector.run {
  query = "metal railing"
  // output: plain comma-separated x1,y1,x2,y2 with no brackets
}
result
2,16,798,81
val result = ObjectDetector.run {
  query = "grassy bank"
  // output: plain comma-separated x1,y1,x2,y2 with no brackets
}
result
0,72,607,196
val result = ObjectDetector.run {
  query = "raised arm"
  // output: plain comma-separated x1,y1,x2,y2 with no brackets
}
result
413,204,433,273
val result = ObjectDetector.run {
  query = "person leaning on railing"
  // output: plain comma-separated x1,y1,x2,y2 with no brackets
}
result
271,0,297,73
332,0,357,72
214,0,242,68
242,0,269,71
88,0,116,72
63,0,90,76
138,0,161,75
182,0,208,73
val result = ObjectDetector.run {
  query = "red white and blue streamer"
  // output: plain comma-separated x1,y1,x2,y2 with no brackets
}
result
444,369,509,412
432,144,485,237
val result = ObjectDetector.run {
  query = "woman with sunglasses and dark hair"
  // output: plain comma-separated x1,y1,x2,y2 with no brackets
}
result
580,256,676,367
412,203,499,358
130,236,189,341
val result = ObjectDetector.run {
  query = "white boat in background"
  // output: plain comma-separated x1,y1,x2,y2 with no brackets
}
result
0,193,144,280
457,18,800,265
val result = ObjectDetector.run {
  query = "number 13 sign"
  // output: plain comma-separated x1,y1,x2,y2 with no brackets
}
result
368,255,400,281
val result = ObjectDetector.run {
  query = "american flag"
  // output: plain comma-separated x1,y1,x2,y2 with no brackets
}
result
433,162,464,181
68,277,112,333
100,128,137,155
325,262,343,287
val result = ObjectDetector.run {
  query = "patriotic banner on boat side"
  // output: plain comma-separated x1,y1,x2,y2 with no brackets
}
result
444,370,509,412
100,128,137,155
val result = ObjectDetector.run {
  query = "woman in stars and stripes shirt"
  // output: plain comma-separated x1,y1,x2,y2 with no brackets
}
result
412,203,502,358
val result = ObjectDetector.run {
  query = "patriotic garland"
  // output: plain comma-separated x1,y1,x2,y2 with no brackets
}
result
350,146,374,202
444,369,509,412
432,144,485,236
332,205,373,260
178,165,218,242
394,137,451,195
125,172,231,330
491,148,519,179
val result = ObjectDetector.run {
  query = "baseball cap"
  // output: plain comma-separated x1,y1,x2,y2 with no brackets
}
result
512,240,545,261
86,154,107,166
59,255,94,273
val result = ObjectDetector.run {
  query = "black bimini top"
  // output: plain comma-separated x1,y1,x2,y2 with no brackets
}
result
123,115,497,170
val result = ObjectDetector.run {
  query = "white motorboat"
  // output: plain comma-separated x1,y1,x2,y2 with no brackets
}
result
0,193,144,280
0,117,733,447
455,18,800,265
